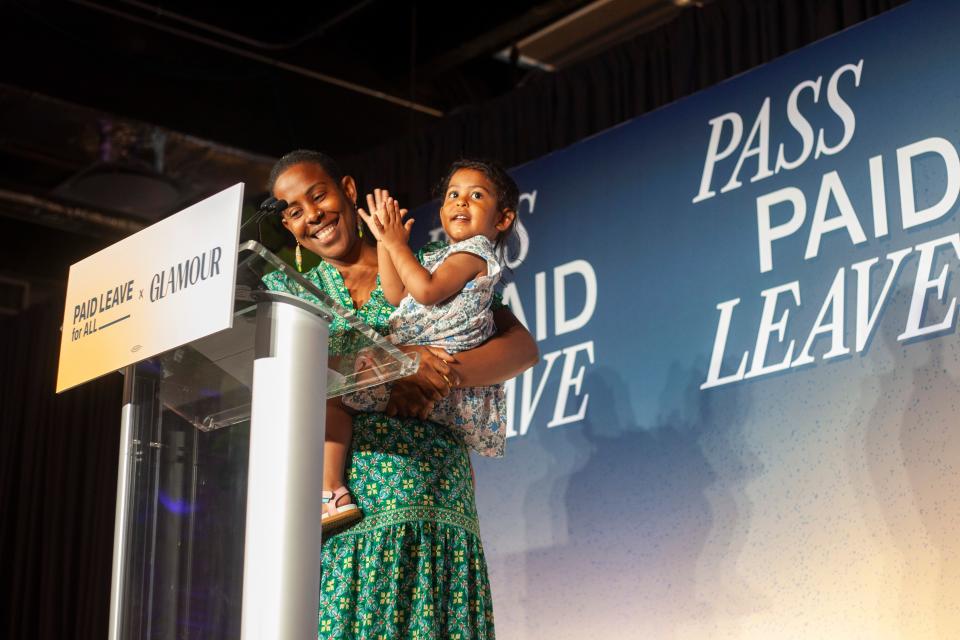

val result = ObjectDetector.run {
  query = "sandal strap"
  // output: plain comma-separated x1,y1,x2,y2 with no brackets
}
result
323,486,354,516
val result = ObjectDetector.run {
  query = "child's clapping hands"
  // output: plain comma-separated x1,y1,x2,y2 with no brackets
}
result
357,188,414,250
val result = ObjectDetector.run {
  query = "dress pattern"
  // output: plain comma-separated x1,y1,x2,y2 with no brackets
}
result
389,236,500,350
262,246,496,640
342,238,507,458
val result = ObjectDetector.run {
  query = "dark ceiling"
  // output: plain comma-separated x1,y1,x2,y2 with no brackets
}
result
0,0,688,310
5,0,604,158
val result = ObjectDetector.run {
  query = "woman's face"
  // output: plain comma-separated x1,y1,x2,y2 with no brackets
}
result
274,162,359,263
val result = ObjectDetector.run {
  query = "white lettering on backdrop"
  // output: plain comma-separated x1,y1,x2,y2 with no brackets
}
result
695,58,960,389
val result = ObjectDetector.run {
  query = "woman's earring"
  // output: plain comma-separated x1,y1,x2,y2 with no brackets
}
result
295,242,303,272
358,221,363,238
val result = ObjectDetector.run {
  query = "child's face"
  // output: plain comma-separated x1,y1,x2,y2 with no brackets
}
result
440,168,515,243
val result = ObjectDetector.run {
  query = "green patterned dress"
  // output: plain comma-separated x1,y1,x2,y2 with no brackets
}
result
263,251,496,640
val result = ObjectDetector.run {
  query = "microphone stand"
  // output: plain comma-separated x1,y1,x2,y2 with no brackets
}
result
240,197,288,245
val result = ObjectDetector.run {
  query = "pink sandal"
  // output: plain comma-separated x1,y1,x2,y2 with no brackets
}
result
321,486,362,532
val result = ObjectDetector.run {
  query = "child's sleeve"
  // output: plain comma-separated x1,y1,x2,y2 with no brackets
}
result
444,236,502,281
415,240,448,265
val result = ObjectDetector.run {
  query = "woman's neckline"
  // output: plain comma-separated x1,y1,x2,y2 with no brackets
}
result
314,260,380,312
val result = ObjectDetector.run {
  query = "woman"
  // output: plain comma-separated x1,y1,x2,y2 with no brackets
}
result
262,149,538,639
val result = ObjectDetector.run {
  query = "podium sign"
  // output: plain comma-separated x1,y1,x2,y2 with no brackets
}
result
56,184,243,393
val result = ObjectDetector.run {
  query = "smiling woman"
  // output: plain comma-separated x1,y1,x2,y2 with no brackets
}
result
261,149,538,639
270,151,380,309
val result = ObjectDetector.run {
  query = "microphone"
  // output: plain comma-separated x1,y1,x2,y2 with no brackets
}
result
259,196,288,217
242,197,288,230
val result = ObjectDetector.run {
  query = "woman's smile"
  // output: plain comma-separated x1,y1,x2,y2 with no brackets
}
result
309,219,340,244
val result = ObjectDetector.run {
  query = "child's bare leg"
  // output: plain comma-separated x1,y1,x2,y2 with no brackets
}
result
325,398,355,493
322,399,363,531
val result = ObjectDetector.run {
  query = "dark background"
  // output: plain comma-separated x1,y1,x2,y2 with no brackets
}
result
0,1,907,637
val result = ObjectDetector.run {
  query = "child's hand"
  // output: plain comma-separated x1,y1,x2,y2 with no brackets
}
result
378,196,413,249
356,188,413,247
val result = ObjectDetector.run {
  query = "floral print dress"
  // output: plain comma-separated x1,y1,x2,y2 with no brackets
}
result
342,237,507,458
263,245,496,640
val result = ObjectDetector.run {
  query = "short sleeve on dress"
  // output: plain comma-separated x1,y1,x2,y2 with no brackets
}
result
444,236,502,280
415,240,448,264
415,239,507,310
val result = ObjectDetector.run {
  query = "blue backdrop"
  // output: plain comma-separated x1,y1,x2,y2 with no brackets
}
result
411,2,959,636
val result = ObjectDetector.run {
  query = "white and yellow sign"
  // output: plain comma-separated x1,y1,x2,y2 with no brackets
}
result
56,184,244,393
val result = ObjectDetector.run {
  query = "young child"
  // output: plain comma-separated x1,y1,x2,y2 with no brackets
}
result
321,159,519,532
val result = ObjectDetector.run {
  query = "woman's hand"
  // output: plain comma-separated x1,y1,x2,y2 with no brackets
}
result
385,380,435,420
385,345,459,419
446,308,539,387
401,344,459,399
356,192,385,242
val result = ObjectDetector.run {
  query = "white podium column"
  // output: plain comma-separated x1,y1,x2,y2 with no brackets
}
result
241,300,328,640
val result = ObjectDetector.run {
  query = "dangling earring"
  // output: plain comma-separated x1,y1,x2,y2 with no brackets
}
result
358,221,364,238
295,242,303,272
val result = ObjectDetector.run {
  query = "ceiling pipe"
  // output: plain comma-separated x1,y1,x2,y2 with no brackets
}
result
117,0,376,52
68,0,444,118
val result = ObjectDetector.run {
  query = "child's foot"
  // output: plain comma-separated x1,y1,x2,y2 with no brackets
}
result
321,486,362,533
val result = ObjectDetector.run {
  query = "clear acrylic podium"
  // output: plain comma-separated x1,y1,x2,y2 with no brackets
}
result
107,241,417,640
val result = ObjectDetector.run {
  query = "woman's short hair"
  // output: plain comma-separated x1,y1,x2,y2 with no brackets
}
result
268,149,344,193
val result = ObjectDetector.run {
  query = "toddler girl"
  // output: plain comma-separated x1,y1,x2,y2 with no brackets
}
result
321,159,519,531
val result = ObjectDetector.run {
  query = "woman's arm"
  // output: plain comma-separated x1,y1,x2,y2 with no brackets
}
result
385,345,456,419
385,306,538,418
448,307,539,387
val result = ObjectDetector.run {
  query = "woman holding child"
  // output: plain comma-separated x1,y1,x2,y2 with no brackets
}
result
263,149,538,639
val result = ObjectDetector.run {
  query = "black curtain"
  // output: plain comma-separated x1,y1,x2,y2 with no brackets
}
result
0,0,908,637
345,0,909,206
0,303,122,639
